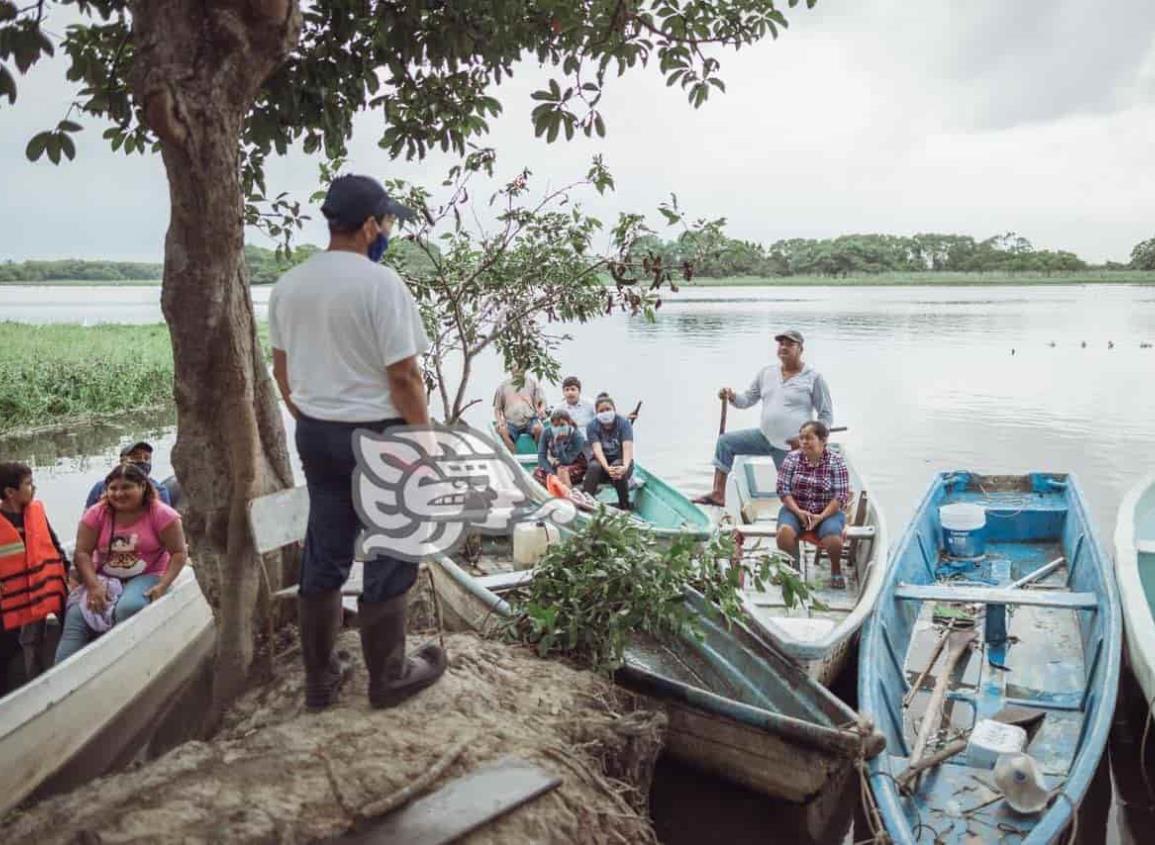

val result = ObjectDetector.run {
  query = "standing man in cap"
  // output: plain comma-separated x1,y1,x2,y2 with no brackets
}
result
85,441,172,508
693,329,833,507
269,173,446,711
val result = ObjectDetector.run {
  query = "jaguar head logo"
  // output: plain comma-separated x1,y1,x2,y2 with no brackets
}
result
352,424,576,562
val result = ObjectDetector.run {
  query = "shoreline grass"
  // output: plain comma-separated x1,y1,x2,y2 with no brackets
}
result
0,323,176,436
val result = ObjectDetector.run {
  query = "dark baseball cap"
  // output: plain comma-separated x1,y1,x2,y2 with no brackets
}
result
120,441,153,457
320,174,415,228
774,330,804,345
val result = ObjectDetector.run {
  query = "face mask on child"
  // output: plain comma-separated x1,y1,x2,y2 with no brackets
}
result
596,410,615,425
553,425,572,438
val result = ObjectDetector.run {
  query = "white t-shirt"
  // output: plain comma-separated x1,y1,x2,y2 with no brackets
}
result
268,251,430,422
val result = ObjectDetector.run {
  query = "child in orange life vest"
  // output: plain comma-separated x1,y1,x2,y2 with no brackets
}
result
0,462,70,696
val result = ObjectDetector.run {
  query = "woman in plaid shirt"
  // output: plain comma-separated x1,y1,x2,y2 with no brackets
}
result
775,421,852,589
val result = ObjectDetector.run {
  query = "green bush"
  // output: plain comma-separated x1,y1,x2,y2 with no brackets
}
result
503,508,811,674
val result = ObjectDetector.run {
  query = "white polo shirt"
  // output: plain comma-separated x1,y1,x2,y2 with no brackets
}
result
268,250,429,422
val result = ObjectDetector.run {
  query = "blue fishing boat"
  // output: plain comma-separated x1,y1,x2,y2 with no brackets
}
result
859,472,1120,844
493,425,714,542
427,536,884,807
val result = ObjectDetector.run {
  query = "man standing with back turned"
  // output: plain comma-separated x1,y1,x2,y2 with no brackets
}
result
269,174,446,711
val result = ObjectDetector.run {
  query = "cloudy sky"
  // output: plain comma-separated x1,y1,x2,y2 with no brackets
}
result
2,0,1153,263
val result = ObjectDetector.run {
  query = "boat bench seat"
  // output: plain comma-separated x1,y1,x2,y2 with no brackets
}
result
1136,540,1155,554
894,583,1098,609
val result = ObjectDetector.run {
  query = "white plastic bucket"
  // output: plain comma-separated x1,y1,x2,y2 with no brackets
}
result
512,521,560,568
939,503,987,559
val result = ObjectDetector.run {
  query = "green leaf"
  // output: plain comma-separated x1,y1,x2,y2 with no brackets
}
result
59,132,76,161
45,134,61,165
0,65,15,104
24,130,51,162
58,119,83,133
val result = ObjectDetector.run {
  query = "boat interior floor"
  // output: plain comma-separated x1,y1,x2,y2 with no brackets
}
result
886,537,1089,839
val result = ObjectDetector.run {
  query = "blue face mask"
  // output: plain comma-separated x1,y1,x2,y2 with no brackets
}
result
367,233,389,263
596,410,615,425
553,425,572,439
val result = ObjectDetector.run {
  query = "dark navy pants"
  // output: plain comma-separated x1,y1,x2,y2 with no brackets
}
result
295,414,417,602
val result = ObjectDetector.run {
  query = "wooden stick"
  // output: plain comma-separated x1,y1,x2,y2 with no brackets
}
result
1007,556,1065,590
356,733,475,822
719,396,728,436
902,622,953,709
903,629,976,786
896,738,967,794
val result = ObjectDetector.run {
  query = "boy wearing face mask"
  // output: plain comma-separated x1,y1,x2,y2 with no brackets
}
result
84,441,172,508
534,408,588,491
583,395,635,511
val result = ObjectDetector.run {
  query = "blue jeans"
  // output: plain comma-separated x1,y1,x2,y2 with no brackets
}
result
295,414,417,602
505,418,540,442
55,573,161,664
777,508,845,539
713,428,788,473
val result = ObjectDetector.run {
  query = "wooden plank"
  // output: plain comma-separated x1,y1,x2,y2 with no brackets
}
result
1136,539,1155,554
341,757,561,845
249,485,309,553
894,583,1098,609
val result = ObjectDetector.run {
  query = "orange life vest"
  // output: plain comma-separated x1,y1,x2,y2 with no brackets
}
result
0,501,67,631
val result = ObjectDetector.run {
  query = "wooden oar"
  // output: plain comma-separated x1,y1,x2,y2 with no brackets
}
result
718,395,728,435
902,621,954,708
902,628,976,789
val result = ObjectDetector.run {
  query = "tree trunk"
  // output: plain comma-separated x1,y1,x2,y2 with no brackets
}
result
130,0,301,716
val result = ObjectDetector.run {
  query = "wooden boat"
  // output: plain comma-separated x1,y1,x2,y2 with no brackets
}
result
858,472,1121,844
1114,472,1155,713
493,424,713,542
0,565,214,816
426,534,884,808
724,450,888,686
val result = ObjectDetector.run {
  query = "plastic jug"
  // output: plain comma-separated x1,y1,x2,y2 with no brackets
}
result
512,521,560,568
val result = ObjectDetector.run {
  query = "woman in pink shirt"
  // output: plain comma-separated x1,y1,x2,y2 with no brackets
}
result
55,463,188,663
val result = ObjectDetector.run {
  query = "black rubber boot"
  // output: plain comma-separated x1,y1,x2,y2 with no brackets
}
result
299,590,348,711
359,593,447,709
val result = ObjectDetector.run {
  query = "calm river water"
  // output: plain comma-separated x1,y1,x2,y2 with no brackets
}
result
3,282,1154,842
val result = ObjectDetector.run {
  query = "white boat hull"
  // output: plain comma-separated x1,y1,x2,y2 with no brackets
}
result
726,449,889,687
1114,472,1155,709
0,567,214,815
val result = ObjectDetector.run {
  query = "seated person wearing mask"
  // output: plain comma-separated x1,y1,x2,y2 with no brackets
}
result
85,441,172,508
535,408,588,492
582,395,635,511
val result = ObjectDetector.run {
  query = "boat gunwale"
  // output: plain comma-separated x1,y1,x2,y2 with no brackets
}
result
0,566,210,738
859,471,1122,844
1113,471,1155,707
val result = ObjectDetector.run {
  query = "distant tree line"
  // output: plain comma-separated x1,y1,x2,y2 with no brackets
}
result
3,231,1153,282
632,231,1155,278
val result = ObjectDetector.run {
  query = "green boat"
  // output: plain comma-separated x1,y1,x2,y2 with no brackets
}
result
492,423,713,542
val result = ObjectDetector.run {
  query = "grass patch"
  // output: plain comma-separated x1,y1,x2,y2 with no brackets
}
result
683,270,1155,287
0,323,176,435
0,322,274,436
